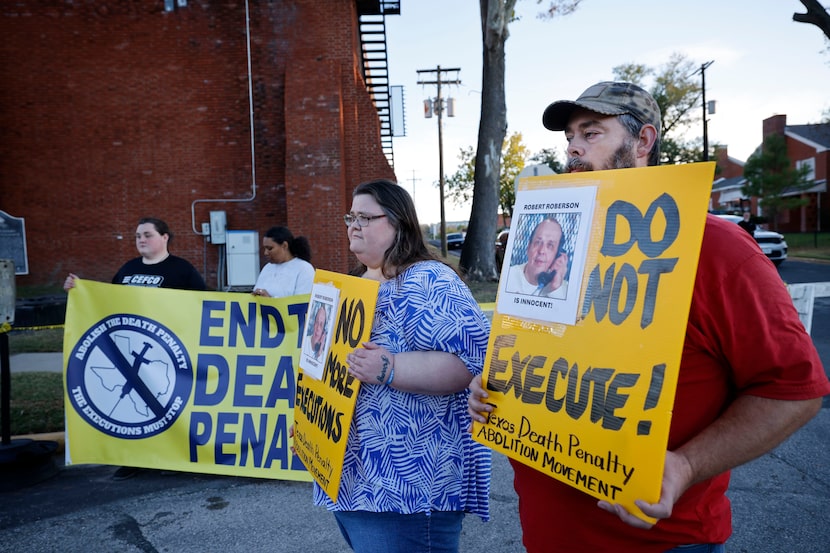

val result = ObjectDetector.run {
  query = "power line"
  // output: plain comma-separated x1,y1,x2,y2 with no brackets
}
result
406,169,420,202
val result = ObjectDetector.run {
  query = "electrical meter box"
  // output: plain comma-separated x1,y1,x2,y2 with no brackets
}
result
210,211,227,245
226,230,259,288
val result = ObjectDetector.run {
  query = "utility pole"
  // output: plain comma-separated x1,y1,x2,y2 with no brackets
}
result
406,169,420,203
698,60,714,162
417,65,460,258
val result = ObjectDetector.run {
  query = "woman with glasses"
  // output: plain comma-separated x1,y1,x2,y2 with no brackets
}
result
314,179,492,553
252,226,314,298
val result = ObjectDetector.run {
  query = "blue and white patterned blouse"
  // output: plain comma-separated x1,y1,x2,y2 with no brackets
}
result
313,260,492,521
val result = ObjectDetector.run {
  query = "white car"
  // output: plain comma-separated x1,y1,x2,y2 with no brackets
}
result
714,214,788,266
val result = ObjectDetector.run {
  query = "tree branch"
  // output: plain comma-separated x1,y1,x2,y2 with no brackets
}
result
793,0,830,41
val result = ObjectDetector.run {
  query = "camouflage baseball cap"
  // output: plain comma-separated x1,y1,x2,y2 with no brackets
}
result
542,81,661,133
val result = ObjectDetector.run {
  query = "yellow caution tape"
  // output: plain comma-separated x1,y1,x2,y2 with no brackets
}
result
8,324,65,332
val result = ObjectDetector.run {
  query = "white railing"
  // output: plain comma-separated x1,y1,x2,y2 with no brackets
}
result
788,282,830,335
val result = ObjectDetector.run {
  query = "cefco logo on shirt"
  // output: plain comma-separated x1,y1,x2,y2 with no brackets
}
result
66,314,193,439
120,274,164,286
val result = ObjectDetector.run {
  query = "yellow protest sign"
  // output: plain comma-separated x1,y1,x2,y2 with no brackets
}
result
292,270,379,502
63,279,311,481
472,163,715,522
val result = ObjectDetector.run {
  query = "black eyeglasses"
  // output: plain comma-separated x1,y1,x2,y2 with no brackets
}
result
344,213,386,228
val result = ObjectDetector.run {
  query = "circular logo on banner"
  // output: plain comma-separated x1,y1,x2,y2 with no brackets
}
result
66,314,193,439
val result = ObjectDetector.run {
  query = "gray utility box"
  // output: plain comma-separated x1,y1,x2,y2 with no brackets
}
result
226,230,260,288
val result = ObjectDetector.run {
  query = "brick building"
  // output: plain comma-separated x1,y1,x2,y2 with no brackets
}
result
710,115,829,234
1,0,398,289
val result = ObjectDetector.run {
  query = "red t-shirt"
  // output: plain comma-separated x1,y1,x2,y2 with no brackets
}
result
512,214,830,553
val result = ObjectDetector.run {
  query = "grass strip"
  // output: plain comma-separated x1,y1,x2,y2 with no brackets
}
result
1,372,65,435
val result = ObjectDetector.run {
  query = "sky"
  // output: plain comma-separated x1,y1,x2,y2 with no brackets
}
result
382,0,830,226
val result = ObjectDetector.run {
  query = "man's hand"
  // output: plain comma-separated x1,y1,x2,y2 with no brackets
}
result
467,374,493,427
597,395,823,528
597,449,693,528
288,424,296,456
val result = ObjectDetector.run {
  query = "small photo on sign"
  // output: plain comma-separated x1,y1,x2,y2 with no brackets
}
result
497,186,596,325
300,284,339,380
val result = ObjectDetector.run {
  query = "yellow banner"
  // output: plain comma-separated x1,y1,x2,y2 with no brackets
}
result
292,270,379,502
473,163,715,521
63,279,311,481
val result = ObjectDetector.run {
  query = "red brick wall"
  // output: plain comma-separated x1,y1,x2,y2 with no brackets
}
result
762,114,787,139
1,0,394,289
786,135,828,233
713,146,744,179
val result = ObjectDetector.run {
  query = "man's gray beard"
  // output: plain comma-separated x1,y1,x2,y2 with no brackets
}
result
567,139,637,172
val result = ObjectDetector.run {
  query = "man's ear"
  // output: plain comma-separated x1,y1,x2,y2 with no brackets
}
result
636,124,658,160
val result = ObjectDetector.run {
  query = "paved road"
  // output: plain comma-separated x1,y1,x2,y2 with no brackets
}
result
778,258,830,284
1,410,829,553
2,260,828,552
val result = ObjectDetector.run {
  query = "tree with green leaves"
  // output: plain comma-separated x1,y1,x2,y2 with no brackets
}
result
446,131,530,223
444,147,476,210
530,148,565,174
612,53,705,164
741,133,813,231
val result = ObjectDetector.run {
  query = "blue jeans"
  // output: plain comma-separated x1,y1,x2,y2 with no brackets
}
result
333,510,465,553
665,545,726,553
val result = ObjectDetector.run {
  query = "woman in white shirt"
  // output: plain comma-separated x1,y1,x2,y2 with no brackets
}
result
252,226,315,297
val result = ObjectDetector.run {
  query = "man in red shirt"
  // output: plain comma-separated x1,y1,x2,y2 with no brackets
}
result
468,81,830,553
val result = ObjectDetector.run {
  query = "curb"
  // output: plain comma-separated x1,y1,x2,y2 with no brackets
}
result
9,431,66,453
790,256,830,264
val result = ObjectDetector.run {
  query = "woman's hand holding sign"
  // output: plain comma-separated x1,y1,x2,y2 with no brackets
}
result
347,341,395,386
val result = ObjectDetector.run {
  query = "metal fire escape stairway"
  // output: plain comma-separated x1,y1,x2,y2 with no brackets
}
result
357,1,401,169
